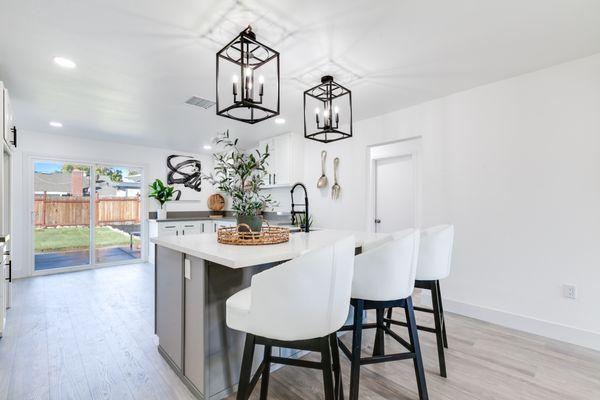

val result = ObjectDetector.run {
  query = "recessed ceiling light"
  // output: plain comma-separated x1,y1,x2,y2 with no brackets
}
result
203,144,212,150
49,121,63,128
274,118,286,124
53,56,77,69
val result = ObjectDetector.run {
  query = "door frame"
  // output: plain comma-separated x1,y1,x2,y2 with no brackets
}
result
366,137,423,233
26,153,148,276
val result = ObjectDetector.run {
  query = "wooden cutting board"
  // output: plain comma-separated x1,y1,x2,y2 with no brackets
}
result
207,193,225,211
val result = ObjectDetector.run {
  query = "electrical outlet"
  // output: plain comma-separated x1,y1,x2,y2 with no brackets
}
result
563,284,577,300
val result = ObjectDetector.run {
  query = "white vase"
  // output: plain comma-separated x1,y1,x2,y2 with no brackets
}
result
157,208,167,220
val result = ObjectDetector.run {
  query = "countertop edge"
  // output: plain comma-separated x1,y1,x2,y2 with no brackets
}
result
151,230,389,269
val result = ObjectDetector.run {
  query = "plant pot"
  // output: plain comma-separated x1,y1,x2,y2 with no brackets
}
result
237,214,263,232
157,209,167,220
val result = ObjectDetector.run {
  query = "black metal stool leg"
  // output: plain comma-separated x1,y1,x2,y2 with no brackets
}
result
237,334,256,400
321,336,335,400
349,300,364,400
260,344,272,400
436,281,449,348
405,297,429,400
373,308,385,356
431,281,447,377
330,333,344,400
385,307,393,329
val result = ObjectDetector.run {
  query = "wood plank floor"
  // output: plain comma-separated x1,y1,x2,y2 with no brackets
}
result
1,263,598,400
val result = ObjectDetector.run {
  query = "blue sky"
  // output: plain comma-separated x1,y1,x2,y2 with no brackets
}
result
34,161,135,176
34,161,64,173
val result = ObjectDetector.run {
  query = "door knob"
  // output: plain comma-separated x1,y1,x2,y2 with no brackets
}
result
374,219,381,224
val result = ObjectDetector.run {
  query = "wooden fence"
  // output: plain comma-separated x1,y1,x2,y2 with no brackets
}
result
35,194,141,227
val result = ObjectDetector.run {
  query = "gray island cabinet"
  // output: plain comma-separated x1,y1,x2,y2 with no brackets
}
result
152,230,387,400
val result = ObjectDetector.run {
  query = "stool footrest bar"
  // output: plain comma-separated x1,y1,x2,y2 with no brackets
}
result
270,356,323,370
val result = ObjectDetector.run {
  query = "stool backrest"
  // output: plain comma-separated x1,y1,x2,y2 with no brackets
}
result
249,235,355,341
352,229,420,301
416,225,454,281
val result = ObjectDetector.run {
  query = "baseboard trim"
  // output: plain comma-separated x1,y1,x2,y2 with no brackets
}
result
420,293,600,351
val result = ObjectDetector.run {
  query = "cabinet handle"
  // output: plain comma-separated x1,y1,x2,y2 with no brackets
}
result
10,126,17,147
165,225,176,228
176,230,179,236
269,174,271,185
273,173,276,184
6,260,11,283
184,225,194,228
202,224,205,233
182,230,185,236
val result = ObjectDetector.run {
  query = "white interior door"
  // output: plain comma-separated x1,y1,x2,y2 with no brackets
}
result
374,154,417,233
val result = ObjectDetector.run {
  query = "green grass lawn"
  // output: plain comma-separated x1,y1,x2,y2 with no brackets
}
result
35,226,141,252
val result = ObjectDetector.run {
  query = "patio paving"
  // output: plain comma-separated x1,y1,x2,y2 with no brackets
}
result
35,246,141,270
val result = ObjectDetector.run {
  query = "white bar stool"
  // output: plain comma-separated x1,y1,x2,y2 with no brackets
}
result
337,229,428,400
386,224,454,377
226,236,356,400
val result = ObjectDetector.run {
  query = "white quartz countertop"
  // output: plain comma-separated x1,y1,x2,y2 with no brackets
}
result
151,230,389,269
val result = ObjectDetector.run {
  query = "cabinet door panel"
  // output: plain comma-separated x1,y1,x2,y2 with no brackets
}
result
273,134,291,185
184,256,206,394
158,223,179,236
156,247,184,369
181,222,202,235
259,139,273,186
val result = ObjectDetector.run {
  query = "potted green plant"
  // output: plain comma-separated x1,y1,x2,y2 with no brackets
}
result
203,131,276,232
295,213,314,231
149,178,175,220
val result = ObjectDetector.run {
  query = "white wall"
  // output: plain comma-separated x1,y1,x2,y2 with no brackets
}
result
12,130,214,278
304,53,600,349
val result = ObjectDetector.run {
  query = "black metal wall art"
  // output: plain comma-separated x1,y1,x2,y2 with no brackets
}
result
304,75,353,143
216,25,280,124
166,155,202,200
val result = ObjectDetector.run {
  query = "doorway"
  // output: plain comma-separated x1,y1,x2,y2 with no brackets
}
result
368,138,422,233
31,159,144,273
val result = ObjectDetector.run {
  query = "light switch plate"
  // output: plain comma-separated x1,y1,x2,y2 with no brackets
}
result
184,259,191,280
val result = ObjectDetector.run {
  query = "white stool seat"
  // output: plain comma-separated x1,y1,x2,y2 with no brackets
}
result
226,287,252,333
352,229,420,301
415,225,454,281
226,236,355,341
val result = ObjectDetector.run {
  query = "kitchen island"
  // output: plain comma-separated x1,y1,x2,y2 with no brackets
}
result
151,230,388,400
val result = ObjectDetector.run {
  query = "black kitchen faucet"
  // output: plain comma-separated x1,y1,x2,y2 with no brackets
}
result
290,183,309,233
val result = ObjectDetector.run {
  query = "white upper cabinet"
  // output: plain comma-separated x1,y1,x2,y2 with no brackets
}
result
1,82,16,150
256,132,301,188
273,134,291,185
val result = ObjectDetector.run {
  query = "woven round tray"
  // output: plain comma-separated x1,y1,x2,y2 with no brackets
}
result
217,224,290,245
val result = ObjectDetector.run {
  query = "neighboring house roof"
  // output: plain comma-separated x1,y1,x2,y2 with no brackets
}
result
34,172,140,194
115,181,142,190
34,172,91,194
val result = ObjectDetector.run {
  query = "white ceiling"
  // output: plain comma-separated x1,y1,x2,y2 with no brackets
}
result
1,0,599,152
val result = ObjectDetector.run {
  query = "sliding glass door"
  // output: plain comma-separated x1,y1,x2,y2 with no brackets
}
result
94,165,142,264
34,161,92,270
33,159,143,272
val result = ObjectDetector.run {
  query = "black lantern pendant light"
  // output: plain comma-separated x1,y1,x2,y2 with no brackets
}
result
303,75,353,143
216,26,280,124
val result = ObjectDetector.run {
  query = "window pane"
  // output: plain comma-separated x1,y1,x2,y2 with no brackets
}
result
94,165,142,263
34,161,91,270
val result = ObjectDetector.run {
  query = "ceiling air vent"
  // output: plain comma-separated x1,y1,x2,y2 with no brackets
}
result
185,96,216,109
